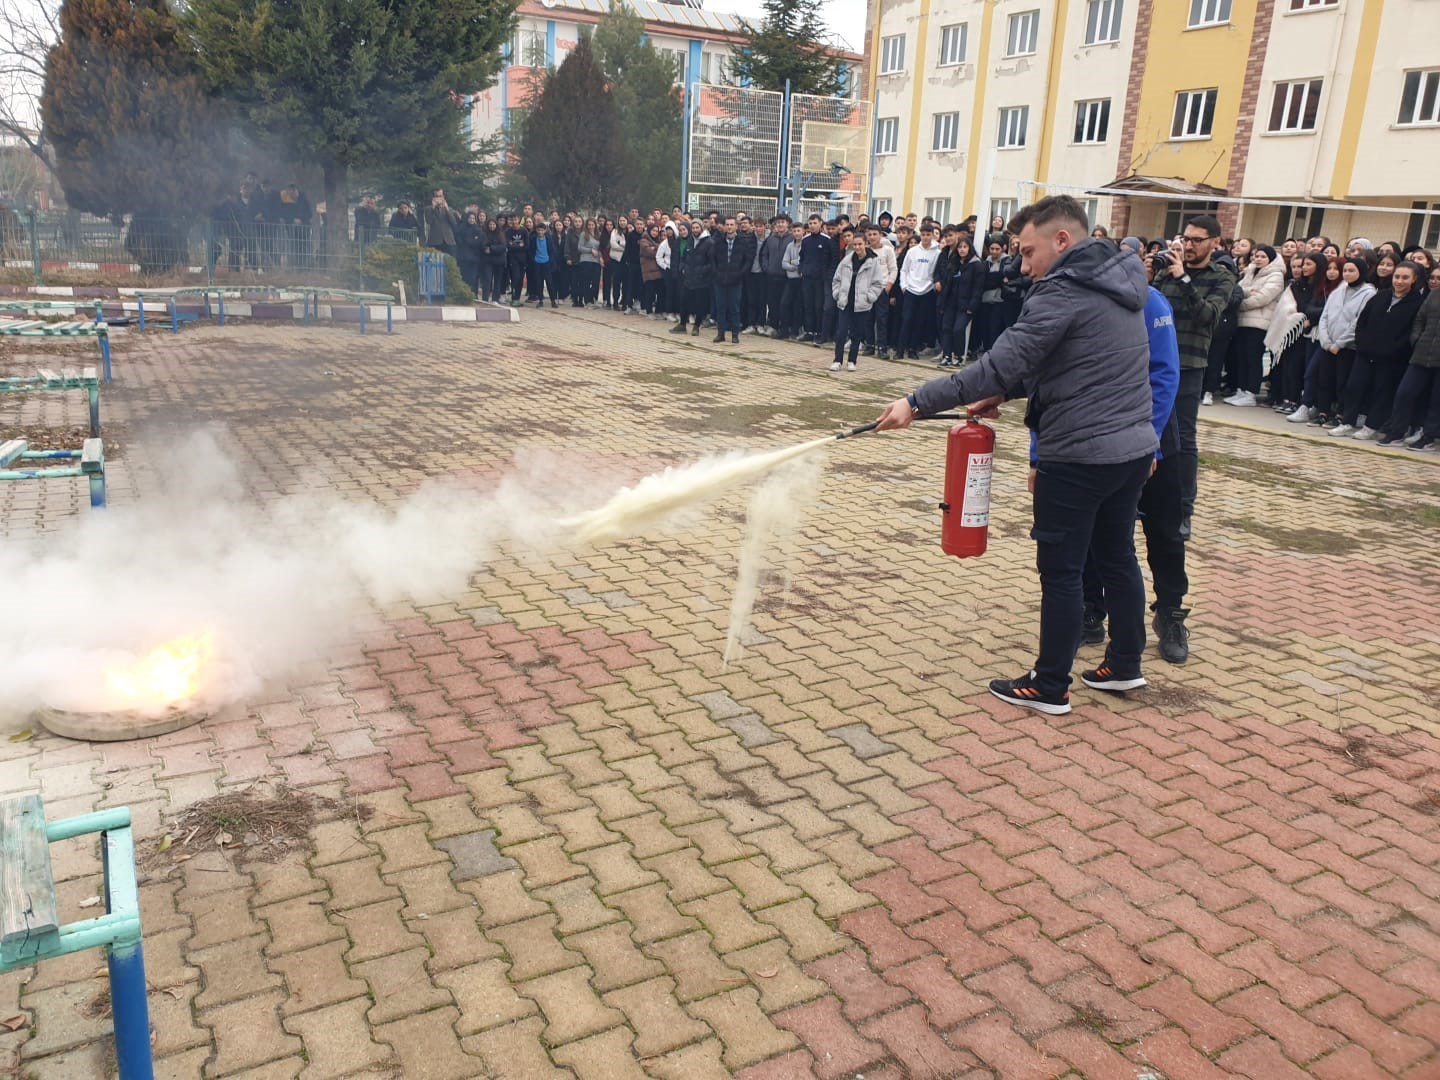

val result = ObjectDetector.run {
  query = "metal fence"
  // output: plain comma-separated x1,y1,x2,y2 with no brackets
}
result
687,85,785,191
0,209,419,288
788,93,870,215
686,192,781,221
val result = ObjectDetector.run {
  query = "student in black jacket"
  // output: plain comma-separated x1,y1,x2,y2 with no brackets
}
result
481,220,508,302
709,216,756,344
456,212,484,295
1340,261,1425,439
502,214,530,305
937,235,985,367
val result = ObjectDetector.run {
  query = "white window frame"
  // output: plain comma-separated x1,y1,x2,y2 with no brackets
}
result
989,199,1017,230
880,34,906,75
932,111,960,152
938,23,968,67
1171,88,1218,140
1398,69,1440,127
997,106,1029,149
1085,0,1123,45
1080,198,1100,232
510,28,546,67
1074,98,1111,143
871,198,893,218
1288,0,1337,10
1268,79,1323,133
1005,10,1040,58
925,198,952,223
1187,0,1232,28
874,117,899,156
1406,201,1440,250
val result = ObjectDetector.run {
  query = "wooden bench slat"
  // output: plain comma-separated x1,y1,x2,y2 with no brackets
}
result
0,795,60,965
0,321,45,332
81,439,104,473
0,440,28,466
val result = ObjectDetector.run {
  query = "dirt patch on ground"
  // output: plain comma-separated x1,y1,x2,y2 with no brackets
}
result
1217,516,1361,556
0,422,122,458
142,783,370,866
663,395,875,435
1139,683,1220,713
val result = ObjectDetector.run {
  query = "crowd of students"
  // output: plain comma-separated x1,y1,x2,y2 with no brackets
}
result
1188,234,1439,450
408,190,1439,450
420,198,1033,372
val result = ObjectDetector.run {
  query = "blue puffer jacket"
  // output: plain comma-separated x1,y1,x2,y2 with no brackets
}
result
912,237,1157,465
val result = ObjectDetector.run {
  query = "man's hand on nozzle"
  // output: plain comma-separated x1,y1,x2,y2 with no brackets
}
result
876,397,915,431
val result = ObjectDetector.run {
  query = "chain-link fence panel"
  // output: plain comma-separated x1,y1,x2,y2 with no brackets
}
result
787,94,870,212
0,209,405,288
686,192,780,221
793,197,868,223
687,85,784,191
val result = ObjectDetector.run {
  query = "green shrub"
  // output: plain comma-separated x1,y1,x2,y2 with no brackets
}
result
359,237,473,304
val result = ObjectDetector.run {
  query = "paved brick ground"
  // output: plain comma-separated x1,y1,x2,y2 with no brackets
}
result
2,309,1439,1079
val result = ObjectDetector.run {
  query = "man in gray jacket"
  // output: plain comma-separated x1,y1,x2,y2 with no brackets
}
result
876,196,1156,715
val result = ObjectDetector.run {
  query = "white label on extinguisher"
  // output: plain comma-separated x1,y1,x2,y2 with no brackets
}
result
961,452,993,528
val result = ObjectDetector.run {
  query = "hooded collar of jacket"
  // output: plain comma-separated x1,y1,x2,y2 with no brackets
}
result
1043,237,1148,313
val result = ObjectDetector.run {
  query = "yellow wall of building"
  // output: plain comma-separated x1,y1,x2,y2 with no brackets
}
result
1124,1,1258,189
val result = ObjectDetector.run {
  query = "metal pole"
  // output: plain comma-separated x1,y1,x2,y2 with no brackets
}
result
866,82,880,219
680,81,694,210
28,209,40,286
777,79,792,216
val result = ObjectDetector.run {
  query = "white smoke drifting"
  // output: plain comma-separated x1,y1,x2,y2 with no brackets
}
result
0,430,831,724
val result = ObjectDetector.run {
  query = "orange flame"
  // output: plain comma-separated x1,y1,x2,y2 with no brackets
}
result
103,634,213,710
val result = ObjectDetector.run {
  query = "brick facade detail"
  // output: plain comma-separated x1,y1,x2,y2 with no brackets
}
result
1220,0,1277,237
1110,0,1155,238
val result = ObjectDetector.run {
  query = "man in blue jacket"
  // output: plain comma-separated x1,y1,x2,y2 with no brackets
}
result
799,215,834,343
876,196,1156,716
1076,243,1181,680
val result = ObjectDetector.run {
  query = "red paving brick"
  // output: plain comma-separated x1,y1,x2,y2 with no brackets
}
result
5,320,1438,1078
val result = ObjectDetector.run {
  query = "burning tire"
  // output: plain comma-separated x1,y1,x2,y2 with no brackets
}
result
33,706,206,742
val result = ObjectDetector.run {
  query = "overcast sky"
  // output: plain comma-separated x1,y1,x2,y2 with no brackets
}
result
710,0,867,54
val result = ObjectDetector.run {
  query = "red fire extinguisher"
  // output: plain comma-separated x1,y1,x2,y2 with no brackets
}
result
939,417,995,558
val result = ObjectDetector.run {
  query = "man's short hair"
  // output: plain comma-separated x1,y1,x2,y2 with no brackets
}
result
1186,214,1222,238
919,223,936,234
1007,195,1089,237
808,214,823,224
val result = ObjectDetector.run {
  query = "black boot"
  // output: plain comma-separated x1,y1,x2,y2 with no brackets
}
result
691,324,700,336
713,332,726,343
669,323,688,334
1152,606,1190,664
1081,610,1106,645
730,332,739,343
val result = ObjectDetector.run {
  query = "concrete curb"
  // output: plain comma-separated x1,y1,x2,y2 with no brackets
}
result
0,284,518,325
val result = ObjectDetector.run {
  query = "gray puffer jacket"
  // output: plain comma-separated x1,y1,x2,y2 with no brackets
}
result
1410,288,1440,369
913,238,1157,465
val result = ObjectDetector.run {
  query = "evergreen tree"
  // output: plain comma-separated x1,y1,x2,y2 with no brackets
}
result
40,0,232,269
517,35,624,209
186,0,515,257
593,2,681,212
730,0,843,97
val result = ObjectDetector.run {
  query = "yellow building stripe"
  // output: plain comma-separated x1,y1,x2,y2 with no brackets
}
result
901,0,936,210
1033,0,1071,195
1328,0,1383,199
962,2,997,217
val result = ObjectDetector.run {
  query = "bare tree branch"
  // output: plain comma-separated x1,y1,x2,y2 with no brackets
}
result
0,0,60,170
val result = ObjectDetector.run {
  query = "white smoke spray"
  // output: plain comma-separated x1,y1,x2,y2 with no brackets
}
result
724,457,821,667
0,429,834,725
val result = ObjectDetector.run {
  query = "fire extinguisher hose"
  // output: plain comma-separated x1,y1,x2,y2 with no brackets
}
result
834,413,966,440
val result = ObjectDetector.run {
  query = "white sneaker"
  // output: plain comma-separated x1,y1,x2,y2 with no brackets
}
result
1328,423,1356,437
1202,392,1213,406
1227,390,1257,407
1352,426,1378,441
829,360,841,371
1402,430,1426,446
1286,405,1313,423
846,361,857,371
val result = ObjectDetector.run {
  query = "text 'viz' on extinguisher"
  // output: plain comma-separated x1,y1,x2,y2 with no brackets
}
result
939,416,995,558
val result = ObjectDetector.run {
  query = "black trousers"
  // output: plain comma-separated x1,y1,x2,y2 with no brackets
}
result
1384,364,1440,439
678,287,710,328
1032,456,1153,694
507,256,526,301
766,277,787,331
1173,367,1204,520
780,280,803,337
622,263,642,309
1083,453,1187,618
487,263,507,303
603,262,622,305
1205,318,1236,393
834,308,873,364
801,277,826,336
1233,327,1266,394
744,272,767,328
529,261,554,302
899,291,937,353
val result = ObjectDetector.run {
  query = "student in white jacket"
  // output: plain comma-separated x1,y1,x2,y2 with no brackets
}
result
1227,245,1286,405
896,224,941,359
1309,258,1376,425
864,224,898,357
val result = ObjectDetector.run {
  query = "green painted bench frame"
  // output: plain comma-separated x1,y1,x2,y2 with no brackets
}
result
0,302,112,383
134,285,395,334
0,366,101,435
0,437,106,508
0,796,152,1079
